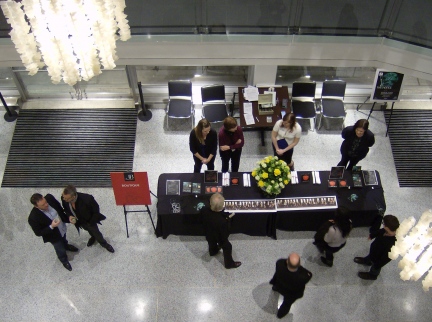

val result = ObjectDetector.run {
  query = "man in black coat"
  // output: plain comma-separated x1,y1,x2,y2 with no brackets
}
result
61,185,114,253
270,252,313,318
201,193,241,269
338,119,375,170
28,193,79,271
354,214,399,280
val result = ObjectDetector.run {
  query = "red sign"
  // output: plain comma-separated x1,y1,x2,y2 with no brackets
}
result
110,172,152,205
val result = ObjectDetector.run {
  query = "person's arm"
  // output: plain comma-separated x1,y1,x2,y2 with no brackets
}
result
341,126,350,139
28,212,58,237
207,130,218,160
230,127,244,149
189,130,205,160
218,127,230,152
368,131,375,147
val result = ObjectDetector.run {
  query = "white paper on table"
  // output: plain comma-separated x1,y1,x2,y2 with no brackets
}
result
244,87,259,101
243,102,253,115
315,171,321,184
244,114,256,125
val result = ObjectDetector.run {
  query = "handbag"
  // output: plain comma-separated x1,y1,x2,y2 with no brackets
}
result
277,138,288,149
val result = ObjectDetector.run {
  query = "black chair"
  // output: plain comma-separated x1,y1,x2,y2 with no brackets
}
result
201,84,228,124
166,80,194,129
318,80,346,130
291,81,317,131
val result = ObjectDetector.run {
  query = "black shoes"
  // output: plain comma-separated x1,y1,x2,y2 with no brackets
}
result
358,272,377,280
321,257,333,267
104,244,115,253
66,244,79,252
354,257,372,266
226,261,242,269
87,236,96,247
63,261,72,271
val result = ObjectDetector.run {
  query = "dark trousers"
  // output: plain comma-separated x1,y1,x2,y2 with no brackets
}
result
363,255,382,276
220,149,242,173
193,155,215,173
271,284,301,318
324,242,346,262
207,238,235,268
337,153,363,170
79,222,107,246
273,146,294,165
51,234,69,264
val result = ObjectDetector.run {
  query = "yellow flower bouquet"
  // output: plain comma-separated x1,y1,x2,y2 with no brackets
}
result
252,156,291,196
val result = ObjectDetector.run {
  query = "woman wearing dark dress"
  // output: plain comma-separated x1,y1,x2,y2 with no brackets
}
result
189,119,218,173
338,119,375,170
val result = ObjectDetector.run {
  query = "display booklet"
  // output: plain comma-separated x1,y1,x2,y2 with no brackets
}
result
166,180,180,195
224,199,277,213
362,170,378,185
276,196,338,211
204,170,218,183
329,166,345,179
182,181,192,193
352,174,363,187
192,182,202,194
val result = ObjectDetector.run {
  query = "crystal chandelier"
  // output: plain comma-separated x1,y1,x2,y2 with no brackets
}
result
389,209,432,291
1,0,131,86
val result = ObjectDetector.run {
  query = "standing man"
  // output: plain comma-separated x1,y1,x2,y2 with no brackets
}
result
219,116,244,173
61,185,114,253
28,193,79,271
270,253,312,319
201,193,241,269
354,214,399,280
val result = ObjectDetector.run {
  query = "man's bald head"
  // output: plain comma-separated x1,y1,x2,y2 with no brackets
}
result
287,252,300,271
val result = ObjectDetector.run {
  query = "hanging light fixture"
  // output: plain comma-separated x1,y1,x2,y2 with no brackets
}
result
1,0,131,86
389,209,432,291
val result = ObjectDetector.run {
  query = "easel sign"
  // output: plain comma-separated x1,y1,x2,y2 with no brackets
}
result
110,172,155,237
370,69,404,102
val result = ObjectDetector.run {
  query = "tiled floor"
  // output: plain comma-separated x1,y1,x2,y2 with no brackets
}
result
0,105,431,321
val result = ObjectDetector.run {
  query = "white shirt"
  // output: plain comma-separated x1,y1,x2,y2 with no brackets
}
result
273,120,302,145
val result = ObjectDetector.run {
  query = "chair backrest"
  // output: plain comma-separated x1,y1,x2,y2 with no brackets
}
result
201,84,225,103
292,81,316,99
168,80,192,98
321,80,346,99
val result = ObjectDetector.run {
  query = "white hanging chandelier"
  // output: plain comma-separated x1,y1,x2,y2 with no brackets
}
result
1,0,131,86
389,209,432,291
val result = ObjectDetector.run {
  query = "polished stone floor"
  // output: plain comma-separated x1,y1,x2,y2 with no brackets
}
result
0,105,431,322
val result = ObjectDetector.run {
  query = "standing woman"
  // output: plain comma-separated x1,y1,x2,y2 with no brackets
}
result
219,116,244,173
189,119,218,173
271,113,301,170
338,119,375,170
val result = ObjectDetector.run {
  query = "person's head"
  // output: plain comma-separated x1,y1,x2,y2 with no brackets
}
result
383,215,400,233
287,252,300,271
334,207,353,237
223,116,238,132
353,119,369,138
282,113,296,131
195,118,211,143
210,193,225,212
62,184,78,203
30,193,49,211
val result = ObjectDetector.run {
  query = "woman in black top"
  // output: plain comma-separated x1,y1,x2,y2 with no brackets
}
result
189,119,218,173
337,119,375,170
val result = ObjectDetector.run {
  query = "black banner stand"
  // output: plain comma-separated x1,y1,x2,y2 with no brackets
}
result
123,204,156,238
137,81,152,121
0,92,18,122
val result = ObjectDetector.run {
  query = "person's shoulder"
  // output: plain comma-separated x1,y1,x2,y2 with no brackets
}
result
295,123,302,131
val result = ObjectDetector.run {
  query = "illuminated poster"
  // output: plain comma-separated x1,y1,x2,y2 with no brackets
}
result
371,69,404,102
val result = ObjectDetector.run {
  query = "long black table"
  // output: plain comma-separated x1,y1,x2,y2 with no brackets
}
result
156,171,386,239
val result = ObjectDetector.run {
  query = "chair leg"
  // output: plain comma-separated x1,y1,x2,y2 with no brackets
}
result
317,115,322,130
310,118,315,132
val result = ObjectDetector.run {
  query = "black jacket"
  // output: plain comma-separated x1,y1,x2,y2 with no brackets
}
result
201,207,230,244
340,126,375,159
369,228,396,268
270,259,312,298
28,194,69,243
189,128,218,158
62,192,106,226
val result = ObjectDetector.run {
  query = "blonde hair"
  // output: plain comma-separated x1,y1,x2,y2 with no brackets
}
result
194,119,211,144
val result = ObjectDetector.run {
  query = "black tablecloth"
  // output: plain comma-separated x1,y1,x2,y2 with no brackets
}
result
156,171,386,239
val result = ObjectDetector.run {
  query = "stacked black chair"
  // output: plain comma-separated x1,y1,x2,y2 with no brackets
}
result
291,81,317,131
166,80,194,129
318,80,347,130
201,84,228,124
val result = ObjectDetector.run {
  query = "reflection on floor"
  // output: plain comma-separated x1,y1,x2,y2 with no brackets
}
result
0,106,431,321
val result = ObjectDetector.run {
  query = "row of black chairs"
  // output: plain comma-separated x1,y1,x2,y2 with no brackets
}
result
166,80,347,130
166,81,228,129
291,80,346,131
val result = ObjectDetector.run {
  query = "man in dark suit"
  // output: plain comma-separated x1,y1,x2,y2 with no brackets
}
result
28,193,79,271
270,253,313,318
201,193,241,269
61,185,114,253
